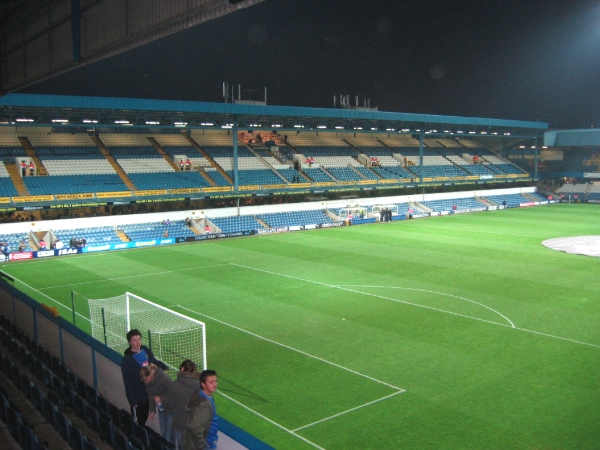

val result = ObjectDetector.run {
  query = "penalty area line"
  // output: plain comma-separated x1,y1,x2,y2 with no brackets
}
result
292,390,404,433
176,305,405,392
218,391,326,450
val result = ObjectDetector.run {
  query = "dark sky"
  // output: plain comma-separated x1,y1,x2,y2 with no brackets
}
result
21,0,600,129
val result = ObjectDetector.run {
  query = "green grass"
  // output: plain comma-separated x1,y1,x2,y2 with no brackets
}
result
4,203,600,449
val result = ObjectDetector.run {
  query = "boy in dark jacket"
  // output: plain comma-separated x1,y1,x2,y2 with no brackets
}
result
121,329,168,426
182,369,218,450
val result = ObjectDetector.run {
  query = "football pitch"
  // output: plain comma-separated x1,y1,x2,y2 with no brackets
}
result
3,203,600,449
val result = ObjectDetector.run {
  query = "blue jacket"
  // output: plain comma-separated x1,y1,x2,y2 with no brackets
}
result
121,344,168,407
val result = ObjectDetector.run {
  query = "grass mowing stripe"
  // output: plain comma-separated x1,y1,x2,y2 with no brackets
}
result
176,305,405,392
231,262,515,328
37,263,231,290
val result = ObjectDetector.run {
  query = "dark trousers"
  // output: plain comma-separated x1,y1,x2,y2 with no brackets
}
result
132,399,150,426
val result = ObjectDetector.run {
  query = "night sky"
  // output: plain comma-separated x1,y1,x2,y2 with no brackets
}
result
20,0,600,129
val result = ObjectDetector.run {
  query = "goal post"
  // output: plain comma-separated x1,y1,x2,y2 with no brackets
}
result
82,291,207,372
338,206,367,218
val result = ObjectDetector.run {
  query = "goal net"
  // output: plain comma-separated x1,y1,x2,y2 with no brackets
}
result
338,207,367,218
85,292,207,371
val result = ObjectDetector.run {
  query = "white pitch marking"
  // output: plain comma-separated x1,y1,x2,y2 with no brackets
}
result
514,327,600,349
37,263,230,290
217,391,326,450
292,390,404,432
338,284,515,328
230,263,600,349
231,263,515,328
177,305,405,392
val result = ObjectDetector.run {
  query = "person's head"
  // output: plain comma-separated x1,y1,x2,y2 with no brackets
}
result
140,363,158,385
126,329,142,352
179,359,197,373
200,369,218,396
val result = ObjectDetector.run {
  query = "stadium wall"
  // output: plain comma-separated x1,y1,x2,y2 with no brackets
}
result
0,187,538,235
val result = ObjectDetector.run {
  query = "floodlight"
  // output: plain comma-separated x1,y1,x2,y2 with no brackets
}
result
83,119,98,124
146,121,160,125
335,126,344,130
114,120,129,124
16,118,34,122
52,119,69,123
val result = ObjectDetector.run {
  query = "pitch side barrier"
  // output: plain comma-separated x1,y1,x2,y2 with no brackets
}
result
0,277,275,450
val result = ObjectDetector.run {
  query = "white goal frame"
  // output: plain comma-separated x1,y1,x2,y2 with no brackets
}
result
86,291,207,371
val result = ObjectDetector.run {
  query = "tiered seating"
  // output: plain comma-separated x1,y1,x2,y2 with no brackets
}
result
209,215,263,233
164,147,211,169
27,133,93,148
482,193,532,206
0,163,19,196
0,132,25,155
372,166,413,179
557,183,588,195
204,169,231,186
250,146,284,167
120,220,194,241
54,226,122,246
40,153,115,176
410,164,468,178
128,172,211,190
420,198,484,212
0,358,50,449
435,149,493,176
0,232,31,251
0,314,172,450
116,155,173,173
276,145,296,162
460,164,496,176
303,168,334,182
354,166,379,180
298,147,361,168
23,174,129,195
226,169,283,186
277,168,304,183
257,210,334,227
327,167,363,181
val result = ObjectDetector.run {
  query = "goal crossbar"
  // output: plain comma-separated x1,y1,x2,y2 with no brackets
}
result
86,292,207,371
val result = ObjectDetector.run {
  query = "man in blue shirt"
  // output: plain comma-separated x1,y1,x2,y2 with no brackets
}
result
121,329,168,426
182,370,218,449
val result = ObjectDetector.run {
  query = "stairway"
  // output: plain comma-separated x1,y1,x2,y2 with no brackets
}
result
147,137,179,171
91,136,136,191
4,162,29,196
18,137,48,176
184,135,233,185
